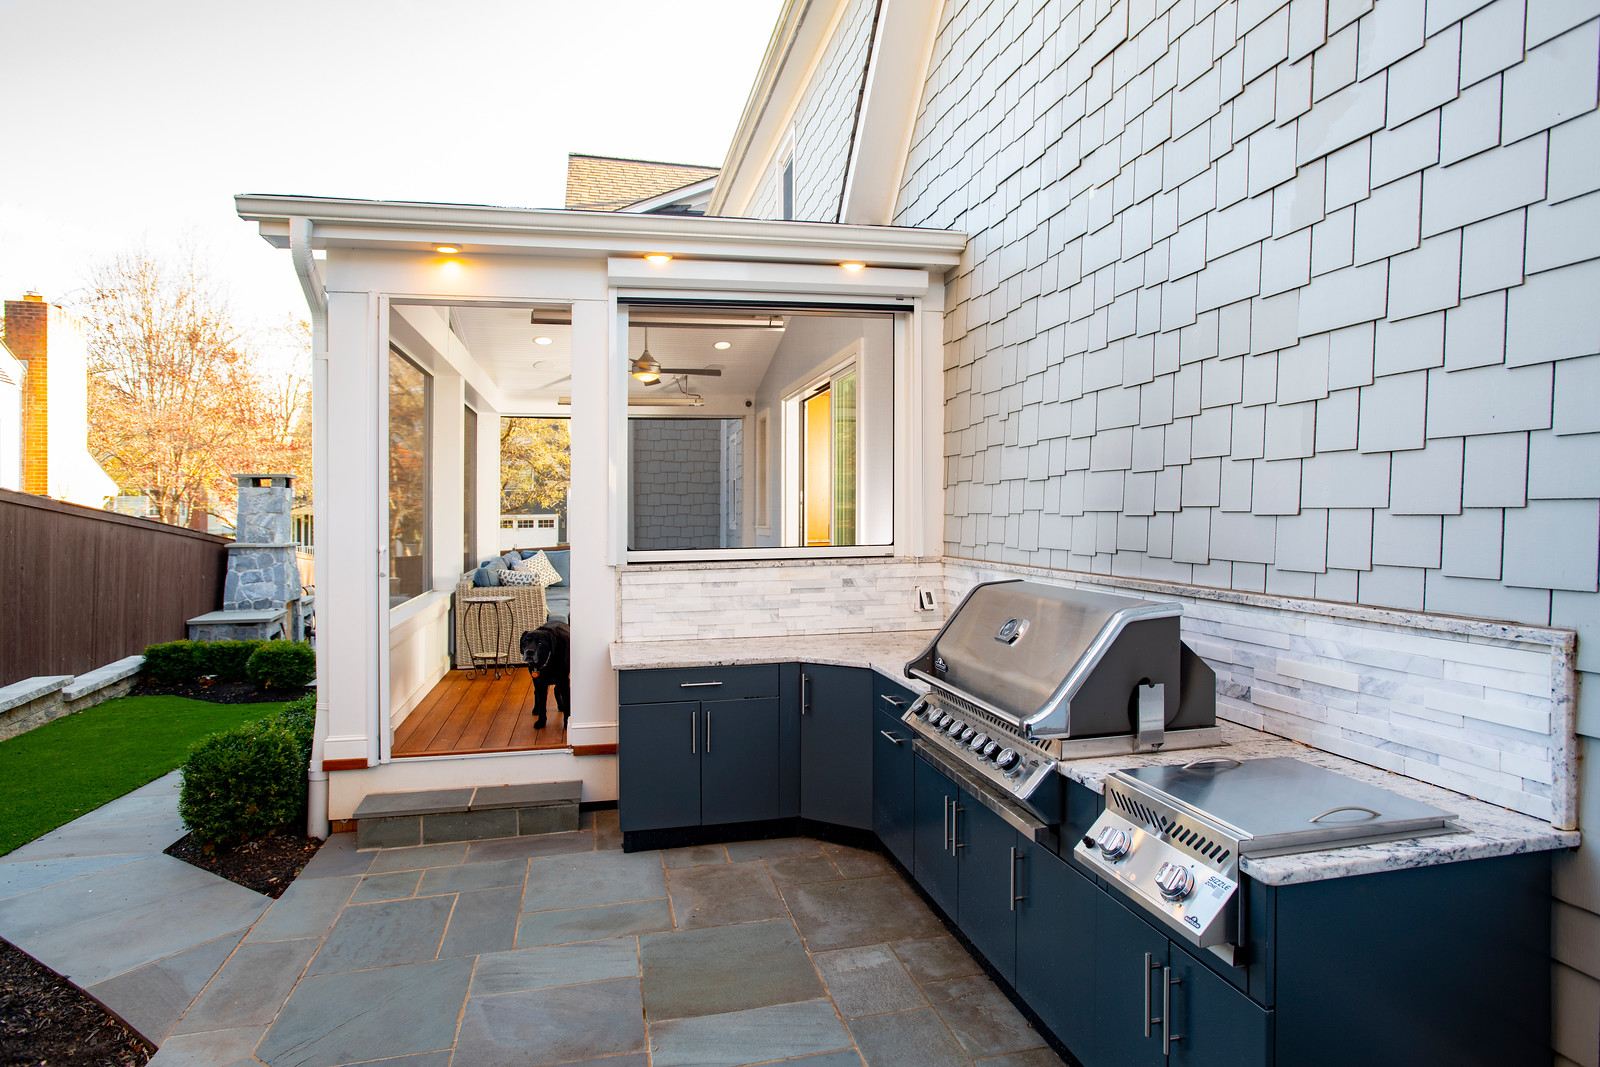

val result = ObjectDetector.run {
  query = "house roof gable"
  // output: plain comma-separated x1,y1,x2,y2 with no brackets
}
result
565,154,720,211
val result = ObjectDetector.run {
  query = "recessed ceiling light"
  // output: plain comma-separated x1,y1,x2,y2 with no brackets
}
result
713,341,732,350
840,261,865,271
534,336,553,345
645,253,672,264
435,245,460,254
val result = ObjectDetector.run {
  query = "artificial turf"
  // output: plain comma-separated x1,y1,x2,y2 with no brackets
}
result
0,695,288,857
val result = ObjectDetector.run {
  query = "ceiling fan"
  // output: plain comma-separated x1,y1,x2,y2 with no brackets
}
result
631,328,722,385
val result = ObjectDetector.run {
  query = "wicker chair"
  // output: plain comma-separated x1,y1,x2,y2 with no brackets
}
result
454,578,548,670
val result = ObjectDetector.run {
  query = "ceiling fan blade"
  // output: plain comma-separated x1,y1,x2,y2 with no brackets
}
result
656,367,723,377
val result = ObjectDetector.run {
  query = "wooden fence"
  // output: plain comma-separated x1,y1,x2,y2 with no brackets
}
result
0,489,229,687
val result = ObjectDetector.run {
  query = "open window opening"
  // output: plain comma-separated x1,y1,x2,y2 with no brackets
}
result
623,302,895,557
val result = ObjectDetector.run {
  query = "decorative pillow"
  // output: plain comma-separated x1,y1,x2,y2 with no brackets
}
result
501,551,521,568
499,567,541,586
471,566,499,588
520,549,538,559
526,551,562,588
542,549,570,586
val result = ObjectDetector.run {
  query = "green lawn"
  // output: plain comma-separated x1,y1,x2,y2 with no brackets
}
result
0,695,289,857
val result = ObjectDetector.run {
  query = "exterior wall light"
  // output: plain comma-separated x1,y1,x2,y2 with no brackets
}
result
435,245,460,254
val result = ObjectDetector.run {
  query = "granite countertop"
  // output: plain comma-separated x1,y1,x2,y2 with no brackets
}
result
610,630,939,689
610,631,1580,887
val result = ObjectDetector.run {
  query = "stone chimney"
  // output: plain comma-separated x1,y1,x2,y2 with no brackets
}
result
190,473,306,643
4,294,48,495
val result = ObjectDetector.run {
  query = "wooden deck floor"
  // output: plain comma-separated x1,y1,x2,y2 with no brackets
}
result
392,669,568,757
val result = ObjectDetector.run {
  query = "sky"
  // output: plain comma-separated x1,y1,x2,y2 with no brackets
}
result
0,0,784,348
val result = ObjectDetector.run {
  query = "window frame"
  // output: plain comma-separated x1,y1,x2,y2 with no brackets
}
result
617,297,906,565
385,343,433,610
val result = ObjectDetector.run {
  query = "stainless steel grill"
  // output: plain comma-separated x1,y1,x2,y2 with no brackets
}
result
899,580,1221,830
1076,757,1460,961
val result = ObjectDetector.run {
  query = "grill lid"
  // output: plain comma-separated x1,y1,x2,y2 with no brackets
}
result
907,580,1180,732
1117,757,1459,856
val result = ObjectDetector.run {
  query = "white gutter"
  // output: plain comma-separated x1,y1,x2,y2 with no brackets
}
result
290,215,332,842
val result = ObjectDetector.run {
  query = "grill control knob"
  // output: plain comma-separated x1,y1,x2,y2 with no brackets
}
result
944,718,966,736
958,727,979,744
1004,758,1029,780
994,748,1020,771
1095,827,1132,861
980,741,1002,760
967,732,989,751
1156,862,1196,901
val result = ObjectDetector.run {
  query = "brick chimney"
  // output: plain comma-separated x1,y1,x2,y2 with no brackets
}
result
4,294,48,495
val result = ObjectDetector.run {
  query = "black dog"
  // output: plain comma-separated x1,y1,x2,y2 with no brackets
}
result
519,621,570,729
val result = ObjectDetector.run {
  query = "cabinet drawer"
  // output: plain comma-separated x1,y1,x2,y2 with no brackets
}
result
619,664,780,704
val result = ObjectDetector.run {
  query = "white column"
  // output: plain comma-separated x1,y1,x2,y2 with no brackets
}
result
475,403,501,564
320,290,383,768
431,369,465,589
567,297,619,747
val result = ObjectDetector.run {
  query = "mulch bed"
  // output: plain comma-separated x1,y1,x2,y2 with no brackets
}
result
0,939,150,1067
165,831,322,899
129,677,312,704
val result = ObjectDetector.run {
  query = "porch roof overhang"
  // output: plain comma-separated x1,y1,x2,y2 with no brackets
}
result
235,194,967,271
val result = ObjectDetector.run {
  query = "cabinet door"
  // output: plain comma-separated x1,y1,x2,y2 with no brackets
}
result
618,701,700,832
872,705,915,869
700,697,782,826
1166,944,1272,1067
1093,891,1169,1067
1015,841,1099,1063
799,664,873,829
912,755,959,917
956,790,1020,983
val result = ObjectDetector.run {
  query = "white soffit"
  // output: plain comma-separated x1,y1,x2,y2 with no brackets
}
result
840,0,944,226
608,257,929,298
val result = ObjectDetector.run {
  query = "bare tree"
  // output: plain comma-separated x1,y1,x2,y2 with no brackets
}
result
77,244,309,526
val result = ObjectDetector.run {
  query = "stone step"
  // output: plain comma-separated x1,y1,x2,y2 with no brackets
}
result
351,781,582,849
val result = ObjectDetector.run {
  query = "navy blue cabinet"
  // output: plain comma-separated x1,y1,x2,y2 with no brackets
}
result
617,701,701,832
1015,840,1099,1062
1093,888,1271,1067
700,697,782,825
956,794,1022,983
799,664,873,829
872,701,915,869
619,668,784,834
913,754,960,915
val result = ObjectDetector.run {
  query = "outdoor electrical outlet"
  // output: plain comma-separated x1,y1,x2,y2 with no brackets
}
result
916,587,937,612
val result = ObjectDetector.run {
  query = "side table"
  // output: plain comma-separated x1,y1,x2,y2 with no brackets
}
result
460,596,516,678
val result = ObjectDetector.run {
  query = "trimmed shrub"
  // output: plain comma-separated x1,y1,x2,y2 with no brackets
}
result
198,640,265,683
246,641,316,690
276,693,316,762
178,717,307,845
143,640,200,684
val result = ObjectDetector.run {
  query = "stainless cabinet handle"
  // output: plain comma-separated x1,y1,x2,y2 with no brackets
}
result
1009,846,1017,912
952,803,964,850
880,694,906,708
879,730,905,745
1162,967,1182,1054
801,673,811,714
705,709,711,753
679,681,724,688
942,796,949,851
691,710,697,755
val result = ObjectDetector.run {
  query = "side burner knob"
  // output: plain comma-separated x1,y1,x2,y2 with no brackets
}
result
1095,826,1132,861
995,748,1020,771
1155,862,1196,901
